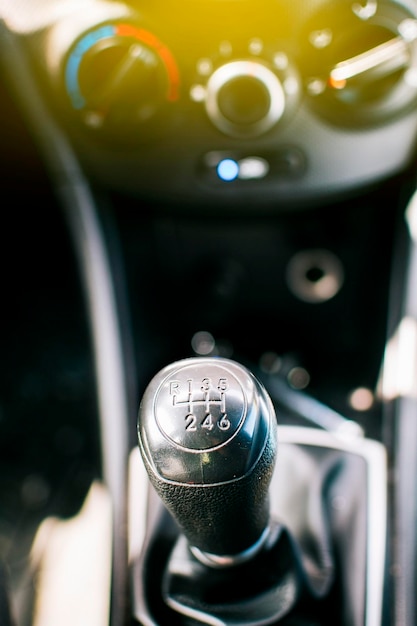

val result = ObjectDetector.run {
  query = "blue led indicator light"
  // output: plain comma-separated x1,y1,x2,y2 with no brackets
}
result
217,159,239,182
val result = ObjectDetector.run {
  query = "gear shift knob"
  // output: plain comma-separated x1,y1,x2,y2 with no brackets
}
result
137,357,277,565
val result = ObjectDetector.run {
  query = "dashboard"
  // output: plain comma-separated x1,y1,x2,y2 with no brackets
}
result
4,0,417,206
1,1,417,626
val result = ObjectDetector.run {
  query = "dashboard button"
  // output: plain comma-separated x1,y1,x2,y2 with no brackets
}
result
199,148,306,185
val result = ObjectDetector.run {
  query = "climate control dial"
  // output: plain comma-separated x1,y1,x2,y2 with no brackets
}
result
205,60,286,138
301,1,417,126
64,23,180,142
193,44,300,139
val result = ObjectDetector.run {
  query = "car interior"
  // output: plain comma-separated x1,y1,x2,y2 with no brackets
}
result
1,0,417,624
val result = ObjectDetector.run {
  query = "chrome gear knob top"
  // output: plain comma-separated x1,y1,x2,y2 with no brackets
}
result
137,357,278,565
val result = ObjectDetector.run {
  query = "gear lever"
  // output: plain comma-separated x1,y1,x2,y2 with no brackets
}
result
134,357,382,626
137,356,277,566
136,358,315,625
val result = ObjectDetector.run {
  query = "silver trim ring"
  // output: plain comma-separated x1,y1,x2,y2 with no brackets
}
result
190,524,273,568
286,249,344,303
205,60,285,138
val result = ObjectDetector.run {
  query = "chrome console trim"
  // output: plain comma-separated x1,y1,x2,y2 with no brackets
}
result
276,426,387,626
129,425,387,626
